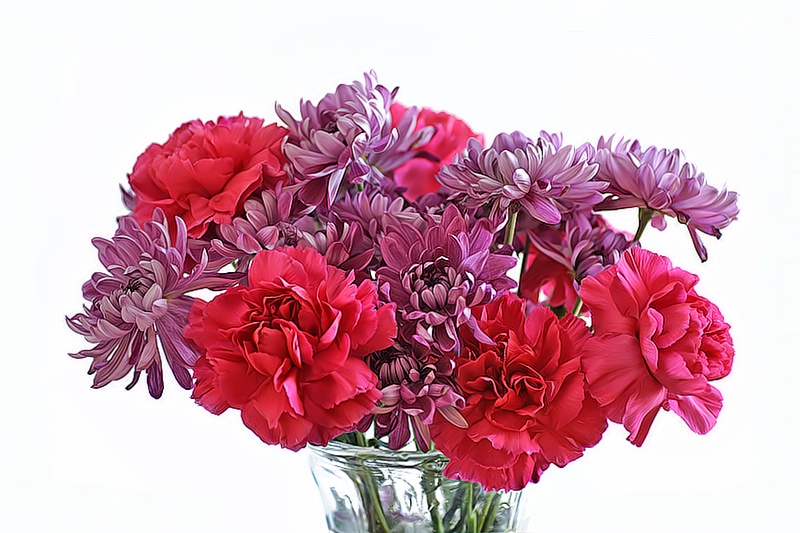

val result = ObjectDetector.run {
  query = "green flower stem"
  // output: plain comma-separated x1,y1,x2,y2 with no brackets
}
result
633,208,655,243
414,440,445,533
466,484,478,532
477,491,499,532
352,432,391,533
422,471,445,533
572,296,583,316
503,208,519,247
361,472,391,533
517,235,531,295
443,483,468,527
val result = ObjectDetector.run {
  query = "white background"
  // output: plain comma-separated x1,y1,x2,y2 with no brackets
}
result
2,1,798,531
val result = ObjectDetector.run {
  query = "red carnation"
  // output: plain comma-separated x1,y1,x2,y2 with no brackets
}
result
430,293,607,491
128,114,287,238
186,246,397,451
519,243,577,309
580,247,735,446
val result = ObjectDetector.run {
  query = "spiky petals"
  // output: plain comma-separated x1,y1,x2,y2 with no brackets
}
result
580,247,734,446
332,189,425,271
276,71,433,207
377,205,516,353
66,210,238,398
186,246,397,451
593,136,739,261
436,131,603,223
127,114,288,238
300,215,375,285
430,294,607,491
210,184,316,272
368,343,466,451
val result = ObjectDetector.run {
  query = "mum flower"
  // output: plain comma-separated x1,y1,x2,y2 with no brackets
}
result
580,247,735,446
368,342,466,451
66,210,238,398
377,205,517,353
299,214,375,284
331,189,426,271
520,214,632,309
593,136,739,261
276,71,434,207
436,131,604,223
210,184,316,272
187,246,397,451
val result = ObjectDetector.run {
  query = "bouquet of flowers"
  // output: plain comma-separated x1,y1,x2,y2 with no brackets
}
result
67,71,738,532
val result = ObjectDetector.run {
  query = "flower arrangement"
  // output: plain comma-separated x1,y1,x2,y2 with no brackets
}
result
67,71,738,531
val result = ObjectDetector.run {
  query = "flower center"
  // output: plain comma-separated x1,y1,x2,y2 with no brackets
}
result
404,256,470,314
122,271,152,295
369,345,420,386
278,222,302,246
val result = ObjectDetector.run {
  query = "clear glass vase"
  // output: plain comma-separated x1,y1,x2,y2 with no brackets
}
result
308,440,525,533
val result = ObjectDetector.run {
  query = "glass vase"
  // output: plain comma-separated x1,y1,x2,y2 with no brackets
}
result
308,440,525,533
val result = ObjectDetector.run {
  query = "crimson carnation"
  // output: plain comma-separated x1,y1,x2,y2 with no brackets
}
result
430,294,607,491
519,248,577,310
186,246,397,451
127,114,288,238
579,247,735,446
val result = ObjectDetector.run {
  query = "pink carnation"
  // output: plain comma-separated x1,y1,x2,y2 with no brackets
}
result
389,103,483,201
186,246,397,450
580,247,734,446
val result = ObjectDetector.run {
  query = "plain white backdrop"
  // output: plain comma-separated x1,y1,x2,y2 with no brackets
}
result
2,1,798,531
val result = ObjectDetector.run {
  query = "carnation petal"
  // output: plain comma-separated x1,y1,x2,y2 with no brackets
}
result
667,385,723,435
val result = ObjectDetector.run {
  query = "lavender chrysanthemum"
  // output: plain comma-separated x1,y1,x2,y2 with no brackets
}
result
67,210,238,398
593,136,739,261
369,343,466,451
334,189,425,232
332,189,425,271
531,213,633,284
210,184,315,272
377,205,517,354
299,214,375,284
276,71,434,207
437,131,604,223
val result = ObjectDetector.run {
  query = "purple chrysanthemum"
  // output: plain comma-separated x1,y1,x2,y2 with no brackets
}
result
377,205,517,353
369,343,466,451
436,131,604,223
593,136,739,261
67,210,238,398
334,189,426,234
276,71,434,207
299,214,375,284
530,213,633,285
210,184,315,272
332,189,425,271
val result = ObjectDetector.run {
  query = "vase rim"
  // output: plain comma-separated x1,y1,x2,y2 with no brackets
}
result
308,439,449,465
